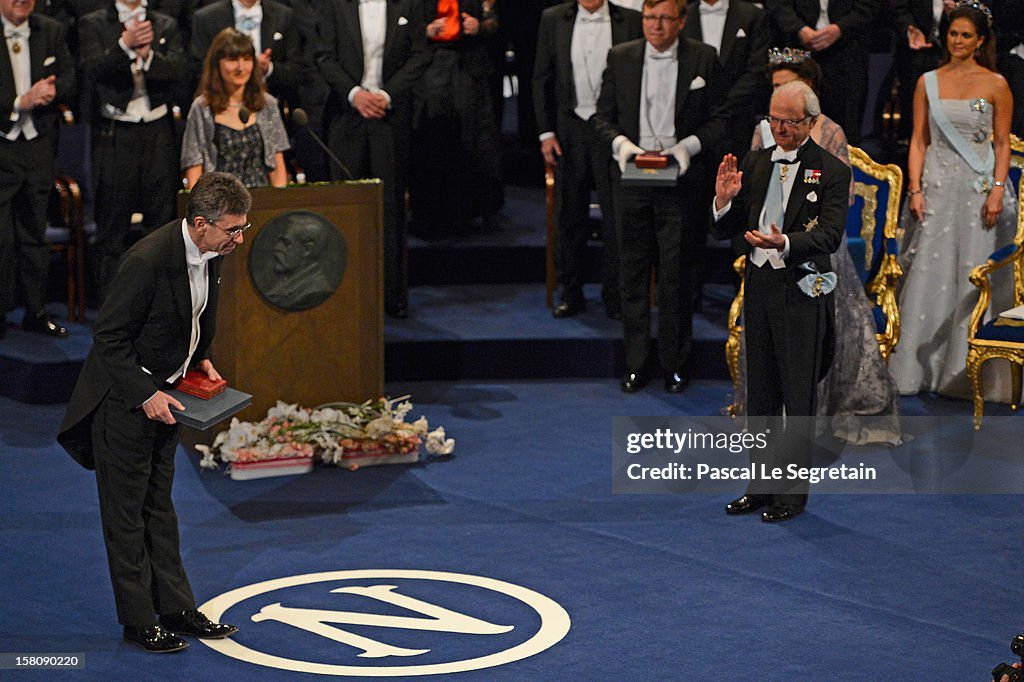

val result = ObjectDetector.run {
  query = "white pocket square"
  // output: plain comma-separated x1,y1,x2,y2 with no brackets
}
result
736,28,746,37
398,16,408,25
806,191,818,203
689,76,706,90
43,56,56,67
273,31,283,41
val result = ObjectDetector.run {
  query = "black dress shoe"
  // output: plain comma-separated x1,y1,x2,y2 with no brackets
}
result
761,504,805,522
22,311,68,338
123,624,189,653
160,609,238,639
385,302,409,319
725,494,771,515
664,372,688,393
552,300,584,318
620,371,648,393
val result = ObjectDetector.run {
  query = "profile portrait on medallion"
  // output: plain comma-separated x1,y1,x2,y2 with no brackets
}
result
250,210,347,311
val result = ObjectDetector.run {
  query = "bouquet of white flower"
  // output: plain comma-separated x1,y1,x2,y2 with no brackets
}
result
196,396,455,477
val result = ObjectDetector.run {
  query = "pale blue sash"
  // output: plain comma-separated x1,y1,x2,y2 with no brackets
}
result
924,70,994,192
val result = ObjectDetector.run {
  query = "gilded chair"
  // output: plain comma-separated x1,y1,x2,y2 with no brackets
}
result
966,133,1024,429
46,174,86,322
725,145,903,415
845,146,904,361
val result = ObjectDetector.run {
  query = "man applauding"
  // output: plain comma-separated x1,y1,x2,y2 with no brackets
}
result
712,81,849,522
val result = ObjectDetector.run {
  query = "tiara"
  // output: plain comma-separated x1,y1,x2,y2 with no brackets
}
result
955,0,993,26
768,47,811,65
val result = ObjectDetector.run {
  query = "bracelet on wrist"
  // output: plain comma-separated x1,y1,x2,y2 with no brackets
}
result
907,189,922,196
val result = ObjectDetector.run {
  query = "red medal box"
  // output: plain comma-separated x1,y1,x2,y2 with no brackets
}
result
176,370,228,400
634,152,669,169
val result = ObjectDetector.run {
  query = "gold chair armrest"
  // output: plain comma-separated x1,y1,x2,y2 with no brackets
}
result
967,244,1021,339
867,252,903,361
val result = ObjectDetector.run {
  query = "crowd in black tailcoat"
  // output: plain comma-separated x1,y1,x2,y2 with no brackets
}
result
2,0,1023,335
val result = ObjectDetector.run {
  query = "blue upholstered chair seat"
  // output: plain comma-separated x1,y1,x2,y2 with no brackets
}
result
975,320,1024,343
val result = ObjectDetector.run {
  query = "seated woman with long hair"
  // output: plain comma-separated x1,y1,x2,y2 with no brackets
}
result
181,28,290,189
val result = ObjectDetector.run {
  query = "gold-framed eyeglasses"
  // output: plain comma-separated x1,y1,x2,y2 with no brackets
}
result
206,217,252,237
764,114,811,130
642,14,680,24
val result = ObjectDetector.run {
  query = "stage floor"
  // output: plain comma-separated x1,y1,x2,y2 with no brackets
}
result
1,381,1021,680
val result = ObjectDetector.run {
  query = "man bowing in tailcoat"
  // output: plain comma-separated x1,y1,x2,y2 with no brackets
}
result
712,81,849,522
592,0,726,394
58,172,249,652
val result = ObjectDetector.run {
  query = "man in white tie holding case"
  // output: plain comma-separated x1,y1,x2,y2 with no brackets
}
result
592,0,725,395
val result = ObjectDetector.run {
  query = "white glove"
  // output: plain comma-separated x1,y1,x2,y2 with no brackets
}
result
665,140,691,176
614,139,645,174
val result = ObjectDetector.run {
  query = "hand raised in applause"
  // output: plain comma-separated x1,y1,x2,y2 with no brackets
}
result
257,48,272,76
21,75,56,110
906,25,933,50
121,17,153,58
714,153,743,211
745,223,785,251
461,13,479,35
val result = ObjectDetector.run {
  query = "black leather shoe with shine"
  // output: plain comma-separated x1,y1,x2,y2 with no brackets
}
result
22,311,68,338
620,372,648,393
664,372,688,393
725,494,771,515
123,624,189,653
160,609,238,639
761,504,805,522
552,300,584,318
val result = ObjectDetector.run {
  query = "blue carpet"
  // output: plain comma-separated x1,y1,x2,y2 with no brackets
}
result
1,383,1022,680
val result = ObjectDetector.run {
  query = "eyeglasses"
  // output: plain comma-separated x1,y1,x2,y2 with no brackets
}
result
642,14,680,24
764,114,811,130
206,217,251,237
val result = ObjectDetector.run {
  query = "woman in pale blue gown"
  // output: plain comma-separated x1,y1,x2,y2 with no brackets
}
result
892,3,1017,399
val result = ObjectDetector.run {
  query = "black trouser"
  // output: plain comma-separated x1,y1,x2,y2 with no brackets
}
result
998,53,1024,138
743,265,830,504
553,113,618,312
895,43,942,140
327,109,410,310
0,135,56,316
815,39,868,146
91,391,195,626
92,116,179,303
613,176,695,375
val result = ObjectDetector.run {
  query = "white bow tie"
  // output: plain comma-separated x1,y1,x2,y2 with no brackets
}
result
236,7,262,31
578,14,606,24
700,2,727,16
118,8,146,24
770,147,799,163
648,51,675,61
4,26,29,41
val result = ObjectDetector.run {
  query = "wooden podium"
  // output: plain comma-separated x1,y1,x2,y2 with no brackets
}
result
181,181,384,424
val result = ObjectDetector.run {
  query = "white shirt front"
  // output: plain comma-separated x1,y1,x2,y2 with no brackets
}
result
233,0,263,53
358,0,387,94
107,1,168,123
699,0,729,55
815,0,830,29
2,15,38,141
639,40,678,151
168,220,216,383
571,2,612,121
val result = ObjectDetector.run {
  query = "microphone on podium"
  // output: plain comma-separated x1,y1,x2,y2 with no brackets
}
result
291,108,355,181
